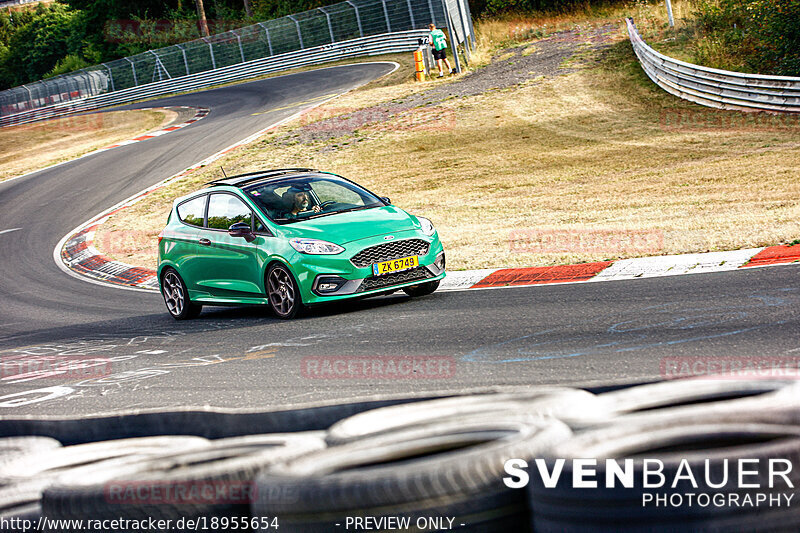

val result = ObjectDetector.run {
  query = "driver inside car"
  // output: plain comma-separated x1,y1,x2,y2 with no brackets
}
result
281,186,321,219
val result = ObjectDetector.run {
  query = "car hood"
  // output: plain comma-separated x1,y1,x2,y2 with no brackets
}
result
278,206,420,244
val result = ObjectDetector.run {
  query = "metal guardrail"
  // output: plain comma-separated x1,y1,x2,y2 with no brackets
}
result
0,30,430,127
626,18,800,113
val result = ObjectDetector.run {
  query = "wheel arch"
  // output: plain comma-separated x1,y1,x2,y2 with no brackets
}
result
262,257,300,289
157,261,180,287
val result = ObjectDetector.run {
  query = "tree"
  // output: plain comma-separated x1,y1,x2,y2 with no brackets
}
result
2,4,81,87
195,0,209,36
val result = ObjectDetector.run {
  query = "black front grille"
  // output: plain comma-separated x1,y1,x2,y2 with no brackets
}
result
350,239,430,268
358,266,432,292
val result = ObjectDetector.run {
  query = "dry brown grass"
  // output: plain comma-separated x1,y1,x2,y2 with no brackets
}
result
0,109,174,182
95,7,800,272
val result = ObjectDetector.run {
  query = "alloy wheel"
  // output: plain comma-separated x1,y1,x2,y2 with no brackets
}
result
162,271,185,317
268,266,297,318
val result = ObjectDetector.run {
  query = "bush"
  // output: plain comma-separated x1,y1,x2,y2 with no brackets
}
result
695,0,800,75
44,54,92,78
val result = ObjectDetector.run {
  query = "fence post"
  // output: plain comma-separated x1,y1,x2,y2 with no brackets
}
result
233,30,246,63
665,0,675,27
288,15,304,49
21,84,33,110
381,0,392,32
345,1,363,38
455,0,470,63
51,78,63,102
124,57,138,86
318,7,335,43
461,0,476,47
257,22,274,55
202,37,217,69
176,44,190,76
406,0,415,29
442,0,461,73
149,50,166,82
428,0,436,26
102,63,115,92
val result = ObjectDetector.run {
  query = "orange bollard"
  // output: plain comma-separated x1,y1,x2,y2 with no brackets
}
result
413,49,425,81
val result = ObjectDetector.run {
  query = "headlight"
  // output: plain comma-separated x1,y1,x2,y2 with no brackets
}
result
289,238,344,255
418,216,436,236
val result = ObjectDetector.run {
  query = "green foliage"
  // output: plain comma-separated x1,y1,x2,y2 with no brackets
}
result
44,53,91,78
694,0,800,75
0,3,84,88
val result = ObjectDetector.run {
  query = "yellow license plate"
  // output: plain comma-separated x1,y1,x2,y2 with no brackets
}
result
372,255,419,276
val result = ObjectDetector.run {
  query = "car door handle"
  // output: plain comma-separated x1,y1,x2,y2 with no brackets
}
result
198,238,211,246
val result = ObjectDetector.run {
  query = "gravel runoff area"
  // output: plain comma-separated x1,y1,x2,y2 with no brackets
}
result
270,24,618,150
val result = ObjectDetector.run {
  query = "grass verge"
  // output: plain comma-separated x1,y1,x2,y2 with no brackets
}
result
91,13,800,272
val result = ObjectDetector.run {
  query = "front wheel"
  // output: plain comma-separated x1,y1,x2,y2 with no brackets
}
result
402,280,440,297
266,263,304,319
161,268,202,320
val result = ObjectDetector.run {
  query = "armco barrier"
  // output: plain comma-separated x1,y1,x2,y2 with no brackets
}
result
626,18,800,113
0,30,428,127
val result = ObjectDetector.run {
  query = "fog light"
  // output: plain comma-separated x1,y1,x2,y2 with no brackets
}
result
314,275,347,294
435,252,446,270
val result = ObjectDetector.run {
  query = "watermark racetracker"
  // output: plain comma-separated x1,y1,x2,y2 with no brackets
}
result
510,228,664,255
301,356,456,379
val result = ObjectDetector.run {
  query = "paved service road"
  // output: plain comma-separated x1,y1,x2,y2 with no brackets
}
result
0,63,798,417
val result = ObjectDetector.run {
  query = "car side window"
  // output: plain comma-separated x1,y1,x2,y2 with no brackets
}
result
207,193,253,230
177,195,207,228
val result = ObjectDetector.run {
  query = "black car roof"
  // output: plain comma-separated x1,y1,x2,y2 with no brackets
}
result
206,168,321,188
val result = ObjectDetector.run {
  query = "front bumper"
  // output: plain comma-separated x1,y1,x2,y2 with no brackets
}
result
294,232,445,304
312,250,445,296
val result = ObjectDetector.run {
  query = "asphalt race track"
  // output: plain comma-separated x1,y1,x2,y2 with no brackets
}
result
0,63,799,417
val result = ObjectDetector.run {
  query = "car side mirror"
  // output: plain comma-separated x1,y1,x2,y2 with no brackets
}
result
228,222,255,242
380,196,391,205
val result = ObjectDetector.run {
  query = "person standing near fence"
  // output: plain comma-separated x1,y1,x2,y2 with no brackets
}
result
428,23,454,77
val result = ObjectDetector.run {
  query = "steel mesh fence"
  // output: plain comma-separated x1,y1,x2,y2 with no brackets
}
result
0,0,473,122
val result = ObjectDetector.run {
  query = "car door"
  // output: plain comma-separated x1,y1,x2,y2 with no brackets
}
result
194,192,266,299
171,193,207,294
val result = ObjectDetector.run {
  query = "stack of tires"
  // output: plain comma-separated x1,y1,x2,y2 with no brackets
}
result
1,378,798,532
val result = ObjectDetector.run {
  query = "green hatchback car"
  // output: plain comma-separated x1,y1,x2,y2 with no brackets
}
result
158,168,446,319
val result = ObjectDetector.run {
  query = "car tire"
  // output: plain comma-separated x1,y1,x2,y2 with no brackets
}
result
254,417,572,532
565,378,797,429
266,263,304,319
160,268,202,320
42,433,326,524
402,279,439,297
326,387,602,445
528,422,800,530
0,436,210,482
0,437,61,464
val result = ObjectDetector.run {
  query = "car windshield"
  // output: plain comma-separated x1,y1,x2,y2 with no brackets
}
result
244,174,385,225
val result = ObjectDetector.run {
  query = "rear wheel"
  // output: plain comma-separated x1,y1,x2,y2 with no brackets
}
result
161,268,202,320
402,280,440,297
267,263,303,319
